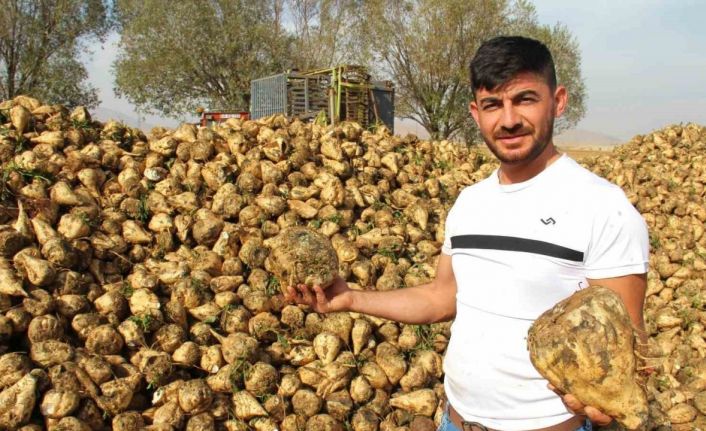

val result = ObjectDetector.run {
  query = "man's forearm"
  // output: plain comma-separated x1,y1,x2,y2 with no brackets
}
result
346,282,455,324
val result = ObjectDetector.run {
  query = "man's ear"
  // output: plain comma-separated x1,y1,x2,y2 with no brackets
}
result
469,101,480,125
554,85,568,117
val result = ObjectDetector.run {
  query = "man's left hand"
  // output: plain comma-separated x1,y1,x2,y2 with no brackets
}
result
548,384,614,427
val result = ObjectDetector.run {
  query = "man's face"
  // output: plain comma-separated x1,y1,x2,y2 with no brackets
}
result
470,72,567,165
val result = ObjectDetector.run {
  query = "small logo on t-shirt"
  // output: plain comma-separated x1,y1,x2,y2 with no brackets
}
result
540,217,556,225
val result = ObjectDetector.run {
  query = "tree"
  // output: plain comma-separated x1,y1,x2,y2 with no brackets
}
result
356,0,586,142
0,0,110,108
287,0,364,71
113,0,294,117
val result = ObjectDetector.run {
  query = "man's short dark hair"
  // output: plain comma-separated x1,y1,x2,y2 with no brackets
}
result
470,36,557,94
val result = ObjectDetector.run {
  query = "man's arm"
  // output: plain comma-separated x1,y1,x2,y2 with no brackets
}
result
589,273,648,343
556,273,648,426
286,253,457,324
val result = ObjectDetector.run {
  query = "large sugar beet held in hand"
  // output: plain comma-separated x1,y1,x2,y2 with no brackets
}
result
527,286,648,430
265,226,339,293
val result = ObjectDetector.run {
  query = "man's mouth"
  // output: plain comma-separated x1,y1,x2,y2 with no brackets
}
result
495,133,530,145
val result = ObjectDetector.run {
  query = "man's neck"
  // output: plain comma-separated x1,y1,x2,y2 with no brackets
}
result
497,144,561,185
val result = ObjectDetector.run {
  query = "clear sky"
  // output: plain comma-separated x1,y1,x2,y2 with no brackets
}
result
531,0,706,139
83,0,706,140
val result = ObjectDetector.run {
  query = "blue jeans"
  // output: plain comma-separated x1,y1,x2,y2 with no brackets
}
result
437,409,593,431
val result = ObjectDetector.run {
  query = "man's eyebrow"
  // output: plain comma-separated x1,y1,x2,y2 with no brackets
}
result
478,96,501,104
478,89,540,104
512,89,540,99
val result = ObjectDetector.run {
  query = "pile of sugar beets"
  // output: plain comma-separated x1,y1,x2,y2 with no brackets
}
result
580,123,706,431
0,93,702,430
0,95,491,431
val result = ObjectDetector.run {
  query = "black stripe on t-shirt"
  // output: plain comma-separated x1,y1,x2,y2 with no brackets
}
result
450,234,584,262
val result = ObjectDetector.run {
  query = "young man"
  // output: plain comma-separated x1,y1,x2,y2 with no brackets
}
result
287,36,649,431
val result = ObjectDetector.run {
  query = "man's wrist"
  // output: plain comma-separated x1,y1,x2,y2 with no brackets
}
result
342,288,359,313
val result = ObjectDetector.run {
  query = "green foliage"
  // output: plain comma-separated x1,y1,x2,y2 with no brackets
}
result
377,246,400,263
190,277,204,291
412,324,435,351
326,213,343,224
129,313,153,332
228,358,252,392
286,0,365,71
678,308,697,329
32,52,101,108
649,234,661,250
392,210,405,222
137,193,150,223
355,0,586,142
434,159,451,171
655,375,671,391
402,324,436,360
71,118,93,130
1,161,54,200
113,0,294,117
76,210,98,228
146,374,162,390
308,218,323,229
120,282,134,298
0,0,110,107
164,157,176,170
266,275,280,296
276,332,290,350
12,135,29,154
371,200,386,210
348,225,361,237
3,161,54,184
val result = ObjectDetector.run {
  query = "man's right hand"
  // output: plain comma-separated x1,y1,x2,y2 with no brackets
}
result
285,275,353,314
285,254,457,324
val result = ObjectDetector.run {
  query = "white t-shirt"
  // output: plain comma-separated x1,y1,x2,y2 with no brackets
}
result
441,154,649,431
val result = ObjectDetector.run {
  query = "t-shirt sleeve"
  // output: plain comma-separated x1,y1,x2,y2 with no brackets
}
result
584,188,649,279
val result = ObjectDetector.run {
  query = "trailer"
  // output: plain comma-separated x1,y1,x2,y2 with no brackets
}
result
198,110,250,127
250,65,394,132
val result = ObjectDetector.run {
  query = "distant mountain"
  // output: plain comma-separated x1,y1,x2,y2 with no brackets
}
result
394,118,431,139
394,120,622,149
554,128,622,148
91,107,179,131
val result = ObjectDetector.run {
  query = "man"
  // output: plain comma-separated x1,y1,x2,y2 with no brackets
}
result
287,36,649,431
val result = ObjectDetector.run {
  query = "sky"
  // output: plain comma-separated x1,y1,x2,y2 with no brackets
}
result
83,0,706,141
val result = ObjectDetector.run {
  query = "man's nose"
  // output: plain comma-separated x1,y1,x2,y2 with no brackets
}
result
500,104,522,129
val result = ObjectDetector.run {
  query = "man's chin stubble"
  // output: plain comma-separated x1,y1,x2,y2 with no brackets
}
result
486,139,546,164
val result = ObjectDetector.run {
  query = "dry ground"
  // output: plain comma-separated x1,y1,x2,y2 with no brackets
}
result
559,147,615,160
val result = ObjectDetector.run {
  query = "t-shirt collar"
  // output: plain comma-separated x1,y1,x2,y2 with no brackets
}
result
493,153,567,193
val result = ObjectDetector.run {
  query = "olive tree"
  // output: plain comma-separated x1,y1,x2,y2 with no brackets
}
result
113,0,293,117
0,0,111,108
356,0,586,142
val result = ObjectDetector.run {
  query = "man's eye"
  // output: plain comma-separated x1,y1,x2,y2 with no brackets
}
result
482,103,499,111
520,97,537,104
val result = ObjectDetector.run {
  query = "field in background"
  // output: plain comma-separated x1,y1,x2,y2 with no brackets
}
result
558,146,614,160
474,145,615,161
